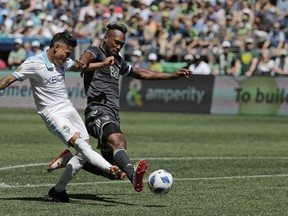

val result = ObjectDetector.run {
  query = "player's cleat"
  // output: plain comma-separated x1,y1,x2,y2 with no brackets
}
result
117,171,127,180
109,166,128,180
48,187,70,203
133,160,148,192
109,165,120,178
47,149,73,172
102,168,126,180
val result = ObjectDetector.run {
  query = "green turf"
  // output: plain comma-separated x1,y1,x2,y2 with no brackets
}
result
1,109,288,215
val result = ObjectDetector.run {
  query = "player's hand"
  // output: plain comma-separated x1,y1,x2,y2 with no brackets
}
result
175,68,192,78
75,60,86,69
76,60,88,78
104,56,115,66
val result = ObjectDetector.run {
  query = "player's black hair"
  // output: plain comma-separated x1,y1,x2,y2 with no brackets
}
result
106,22,128,34
50,30,77,48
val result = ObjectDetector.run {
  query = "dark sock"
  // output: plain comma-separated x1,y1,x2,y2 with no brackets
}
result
113,148,134,182
82,151,115,180
82,162,116,180
82,162,105,176
101,150,114,164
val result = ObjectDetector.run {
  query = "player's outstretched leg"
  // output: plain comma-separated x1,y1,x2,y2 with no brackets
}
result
48,153,86,203
82,161,126,180
48,149,126,180
113,148,148,192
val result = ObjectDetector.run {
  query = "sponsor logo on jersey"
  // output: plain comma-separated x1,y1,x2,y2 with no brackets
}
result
44,75,64,85
62,125,70,134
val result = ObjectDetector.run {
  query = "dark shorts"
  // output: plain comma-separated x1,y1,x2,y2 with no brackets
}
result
85,105,121,151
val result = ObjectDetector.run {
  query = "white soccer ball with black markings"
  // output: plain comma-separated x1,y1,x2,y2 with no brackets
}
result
148,169,174,195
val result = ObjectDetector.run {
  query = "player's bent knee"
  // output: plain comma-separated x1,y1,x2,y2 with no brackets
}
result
108,133,126,149
69,132,81,146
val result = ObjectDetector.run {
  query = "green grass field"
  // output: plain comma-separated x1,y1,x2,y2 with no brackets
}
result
1,109,288,216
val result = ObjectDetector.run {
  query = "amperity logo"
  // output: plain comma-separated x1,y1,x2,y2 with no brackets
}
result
125,79,206,107
126,79,143,106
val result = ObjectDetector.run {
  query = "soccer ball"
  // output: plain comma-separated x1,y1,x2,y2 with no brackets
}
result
148,169,174,195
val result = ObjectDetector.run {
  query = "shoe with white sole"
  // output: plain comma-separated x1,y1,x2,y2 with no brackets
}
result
47,149,73,172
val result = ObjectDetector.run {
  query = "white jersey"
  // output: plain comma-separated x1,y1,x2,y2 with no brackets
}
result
12,49,89,143
12,49,74,116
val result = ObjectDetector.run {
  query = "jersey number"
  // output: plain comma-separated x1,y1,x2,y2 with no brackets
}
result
110,66,119,79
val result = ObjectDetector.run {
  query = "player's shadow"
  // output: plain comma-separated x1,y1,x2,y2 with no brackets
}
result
0,194,151,206
0,197,44,202
70,194,167,208
69,193,134,206
0,194,133,206
0,195,167,208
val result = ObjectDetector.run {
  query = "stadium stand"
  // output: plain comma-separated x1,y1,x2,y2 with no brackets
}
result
0,0,288,76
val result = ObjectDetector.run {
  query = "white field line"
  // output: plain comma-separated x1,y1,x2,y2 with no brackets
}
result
1,156,288,189
0,163,47,171
134,156,288,160
1,156,288,171
1,174,288,189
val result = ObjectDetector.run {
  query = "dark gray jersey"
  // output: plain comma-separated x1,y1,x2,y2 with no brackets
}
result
84,46,132,117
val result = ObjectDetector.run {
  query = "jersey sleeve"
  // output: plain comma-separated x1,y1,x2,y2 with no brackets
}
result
85,46,100,60
12,58,36,82
120,61,133,76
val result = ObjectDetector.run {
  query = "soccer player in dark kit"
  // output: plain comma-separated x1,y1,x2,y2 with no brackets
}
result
49,22,192,192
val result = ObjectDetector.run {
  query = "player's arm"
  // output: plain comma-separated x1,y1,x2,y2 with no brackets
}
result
78,51,95,70
88,56,115,70
0,74,17,90
130,67,192,80
69,51,97,72
77,50,105,77
69,59,99,72
78,52,116,77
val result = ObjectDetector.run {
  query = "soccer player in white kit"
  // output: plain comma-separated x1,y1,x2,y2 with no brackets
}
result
0,31,119,202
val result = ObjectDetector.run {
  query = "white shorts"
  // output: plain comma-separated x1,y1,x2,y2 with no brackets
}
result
40,106,89,145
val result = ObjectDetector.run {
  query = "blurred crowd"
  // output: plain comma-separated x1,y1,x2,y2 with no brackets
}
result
1,0,288,76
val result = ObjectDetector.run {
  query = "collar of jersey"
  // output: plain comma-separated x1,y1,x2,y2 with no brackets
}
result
42,47,54,70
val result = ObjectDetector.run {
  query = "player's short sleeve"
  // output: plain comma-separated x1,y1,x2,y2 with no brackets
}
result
12,58,36,82
85,46,100,60
120,61,133,76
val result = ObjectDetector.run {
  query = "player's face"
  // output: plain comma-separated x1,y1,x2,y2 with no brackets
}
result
104,30,125,56
53,43,73,67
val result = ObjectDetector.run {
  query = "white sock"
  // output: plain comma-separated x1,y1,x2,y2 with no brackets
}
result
75,138,111,173
55,153,86,192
